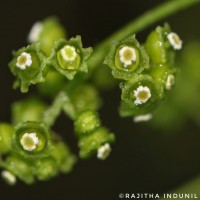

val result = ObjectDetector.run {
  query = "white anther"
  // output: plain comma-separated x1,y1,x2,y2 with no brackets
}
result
1,170,16,185
165,74,175,90
61,45,77,61
134,86,151,105
20,132,39,151
27,22,43,43
133,113,153,123
97,143,111,160
16,52,32,70
167,32,182,50
119,46,136,67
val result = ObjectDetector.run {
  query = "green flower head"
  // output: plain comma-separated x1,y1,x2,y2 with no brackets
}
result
120,74,159,116
48,36,93,80
13,121,52,158
104,34,149,80
9,43,48,93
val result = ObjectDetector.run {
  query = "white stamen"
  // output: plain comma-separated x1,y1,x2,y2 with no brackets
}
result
27,22,43,43
1,170,16,185
61,45,77,61
133,113,153,123
97,143,111,160
134,86,151,105
165,74,175,90
16,52,32,70
119,46,136,67
167,32,182,50
20,132,39,151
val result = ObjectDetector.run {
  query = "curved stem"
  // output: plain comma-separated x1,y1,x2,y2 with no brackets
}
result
88,0,200,70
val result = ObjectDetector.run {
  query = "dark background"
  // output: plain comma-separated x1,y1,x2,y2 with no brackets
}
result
0,0,200,200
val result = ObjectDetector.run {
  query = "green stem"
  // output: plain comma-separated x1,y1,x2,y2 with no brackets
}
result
43,92,71,127
88,0,200,70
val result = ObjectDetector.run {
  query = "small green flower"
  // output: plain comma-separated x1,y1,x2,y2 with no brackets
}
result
13,121,52,158
104,34,149,80
48,36,93,80
120,74,159,116
74,110,101,136
78,127,115,159
9,43,48,93
0,123,14,155
27,17,67,55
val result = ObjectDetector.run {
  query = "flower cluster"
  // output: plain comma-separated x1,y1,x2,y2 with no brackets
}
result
104,24,182,118
9,17,92,93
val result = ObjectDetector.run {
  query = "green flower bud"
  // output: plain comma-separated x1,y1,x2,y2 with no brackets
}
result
0,123,14,154
33,157,58,181
104,34,149,80
50,141,76,173
9,43,48,93
48,36,93,80
3,154,35,184
78,127,115,159
12,98,47,124
63,84,101,118
120,74,159,116
27,17,67,55
13,121,52,158
144,24,177,66
75,110,101,136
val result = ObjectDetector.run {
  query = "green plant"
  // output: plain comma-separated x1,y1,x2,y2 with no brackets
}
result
0,0,199,185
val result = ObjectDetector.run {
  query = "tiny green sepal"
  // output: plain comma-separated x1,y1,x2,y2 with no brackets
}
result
0,123,14,155
27,17,67,56
48,36,93,80
74,110,101,137
13,121,52,158
120,74,159,116
104,34,149,80
9,43,48,93
78,127,115,159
